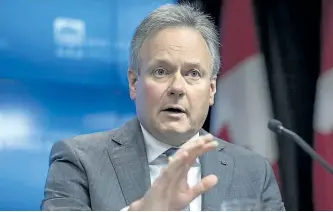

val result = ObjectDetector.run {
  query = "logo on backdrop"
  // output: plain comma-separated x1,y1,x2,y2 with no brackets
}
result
53,17,112,62
53,17,86,59
53,17,86,47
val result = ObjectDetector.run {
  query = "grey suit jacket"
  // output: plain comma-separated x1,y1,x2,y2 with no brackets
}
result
41,118,285,211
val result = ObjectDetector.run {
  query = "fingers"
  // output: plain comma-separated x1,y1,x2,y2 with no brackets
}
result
174,134,218,166
156,150,189,186
167,134,218,188
189,175,218,199
193,133,215,146
153,134,218,194
174,134,215,158
171,144,214,182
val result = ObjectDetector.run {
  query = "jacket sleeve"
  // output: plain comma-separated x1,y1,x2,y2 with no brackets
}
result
41,140,91,211
261,159,285,211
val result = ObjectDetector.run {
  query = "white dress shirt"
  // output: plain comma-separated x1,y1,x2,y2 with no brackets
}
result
121,125,201,211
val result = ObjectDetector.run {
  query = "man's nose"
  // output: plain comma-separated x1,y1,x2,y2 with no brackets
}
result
168,72,186,97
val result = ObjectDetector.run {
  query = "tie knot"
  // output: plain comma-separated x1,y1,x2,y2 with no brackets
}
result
164,147,179,157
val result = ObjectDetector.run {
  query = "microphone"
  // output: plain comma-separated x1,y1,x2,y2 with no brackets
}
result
268,119,333,175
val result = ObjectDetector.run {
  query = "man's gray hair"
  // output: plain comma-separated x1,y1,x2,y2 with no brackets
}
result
129,3,221,77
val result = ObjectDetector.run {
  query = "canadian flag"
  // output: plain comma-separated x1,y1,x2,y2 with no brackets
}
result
312,0,333,210
210,0,280,179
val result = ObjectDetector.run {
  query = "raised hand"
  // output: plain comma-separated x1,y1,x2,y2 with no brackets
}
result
129,134,219,211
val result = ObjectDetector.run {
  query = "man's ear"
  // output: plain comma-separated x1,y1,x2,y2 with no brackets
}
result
209,76,217,106
128,69,138,100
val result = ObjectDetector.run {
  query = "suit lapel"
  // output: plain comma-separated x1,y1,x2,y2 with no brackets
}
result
107,118,151,206
199,130,234,211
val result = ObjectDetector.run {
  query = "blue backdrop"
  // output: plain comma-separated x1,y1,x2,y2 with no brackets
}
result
0,0,175,210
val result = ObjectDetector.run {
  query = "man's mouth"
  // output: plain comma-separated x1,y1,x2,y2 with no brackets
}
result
162,106,186,114
163,108,184,113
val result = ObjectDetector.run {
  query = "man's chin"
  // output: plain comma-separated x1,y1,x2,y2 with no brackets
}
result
160,121,189,132
158,123,196,139
162,127,189,135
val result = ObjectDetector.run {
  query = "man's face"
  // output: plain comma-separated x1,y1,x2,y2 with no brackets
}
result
128,27,216,145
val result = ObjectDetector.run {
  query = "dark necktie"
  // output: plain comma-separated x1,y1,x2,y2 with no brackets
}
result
164,147,179,157
163,147,191,211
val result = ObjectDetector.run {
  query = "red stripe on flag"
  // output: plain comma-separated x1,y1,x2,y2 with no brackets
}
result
321,0,333,72
220,0,259,75
272,162,281,188
218,125,231,142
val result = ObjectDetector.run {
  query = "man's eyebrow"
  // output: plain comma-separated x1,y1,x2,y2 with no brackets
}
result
148,58,207,70
148,58,173,67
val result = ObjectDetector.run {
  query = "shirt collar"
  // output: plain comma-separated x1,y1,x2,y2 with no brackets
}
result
140,124,200,163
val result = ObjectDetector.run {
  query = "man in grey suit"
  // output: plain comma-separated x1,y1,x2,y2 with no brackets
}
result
41,3,285,211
